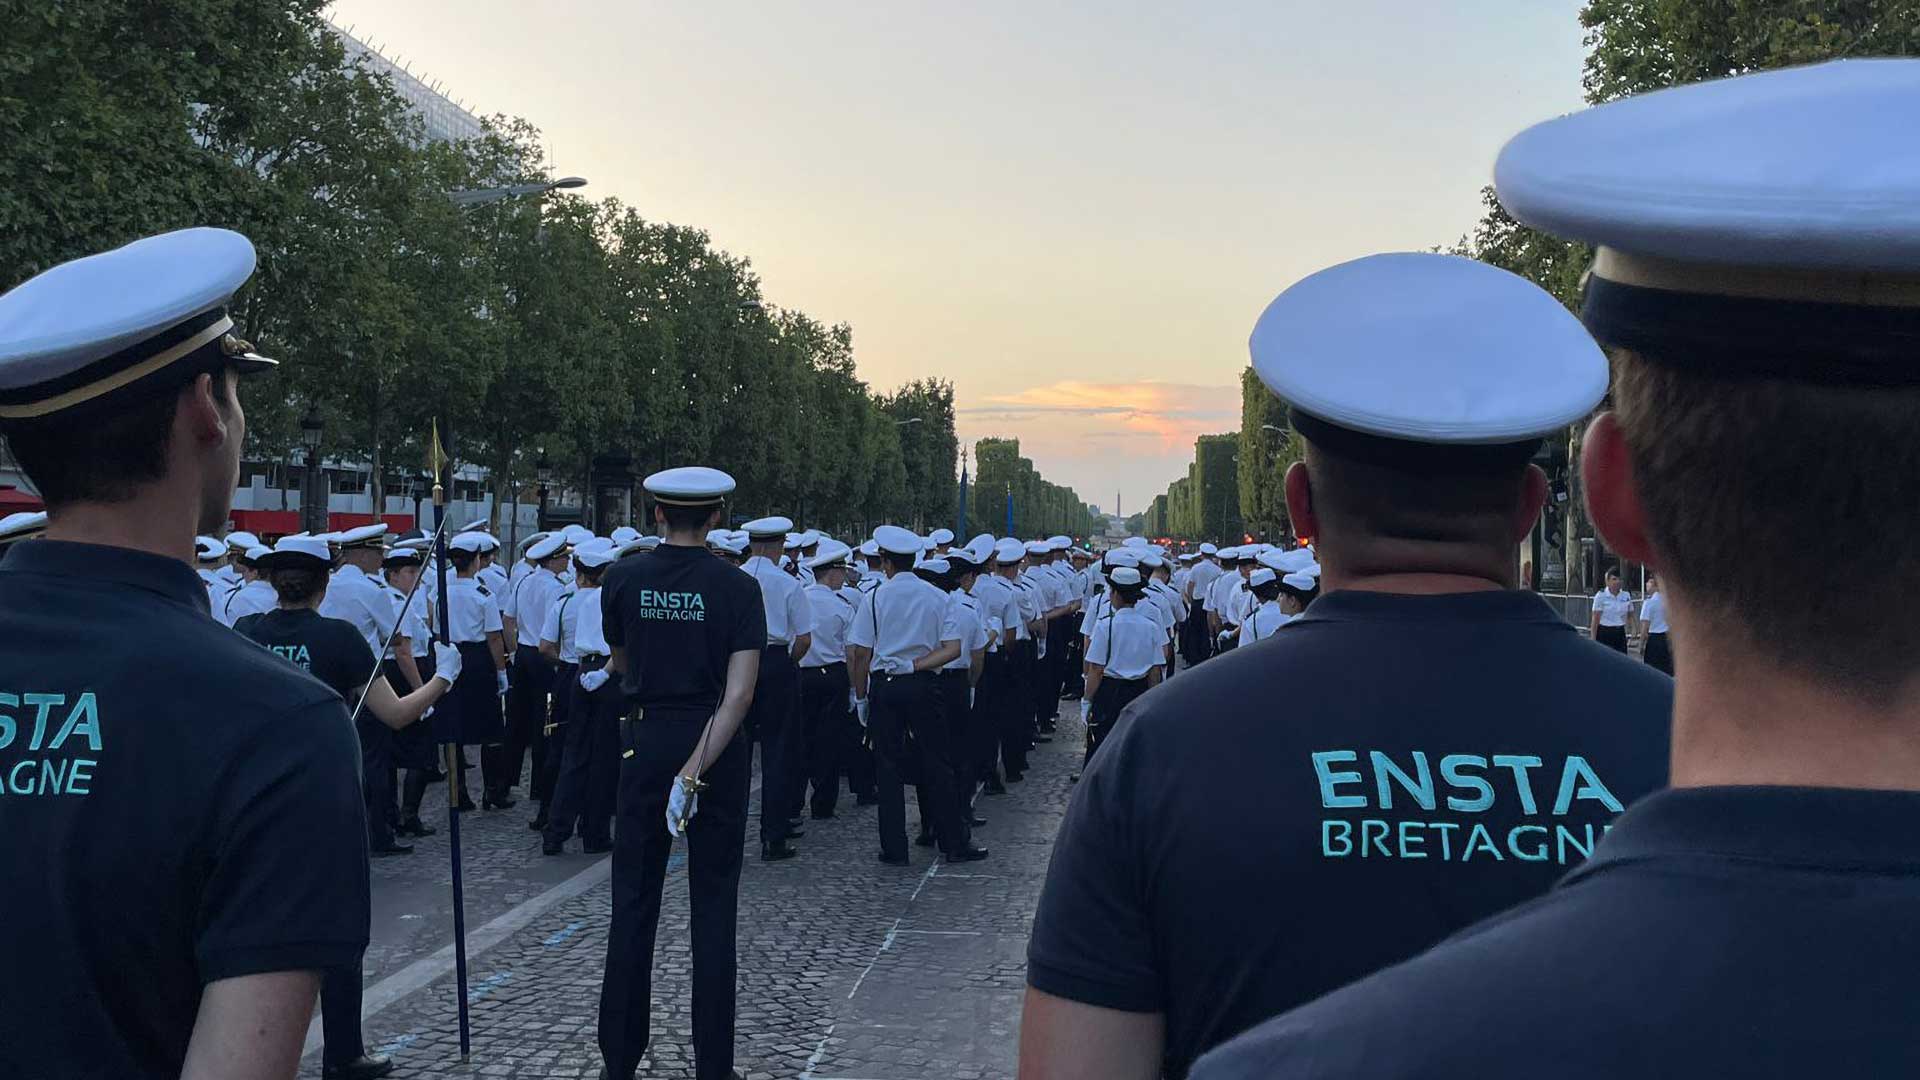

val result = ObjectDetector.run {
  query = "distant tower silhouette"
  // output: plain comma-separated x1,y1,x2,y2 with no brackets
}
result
1117,490,1122,519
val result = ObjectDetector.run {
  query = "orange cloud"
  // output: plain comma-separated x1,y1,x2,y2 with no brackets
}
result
962,380,1237,455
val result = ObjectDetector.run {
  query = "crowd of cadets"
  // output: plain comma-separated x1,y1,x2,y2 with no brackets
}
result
164,514,1335,864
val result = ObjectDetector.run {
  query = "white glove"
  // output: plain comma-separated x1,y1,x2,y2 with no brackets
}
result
848,688,860,714
580,668,610,692
855,698,870,728
432,648,463,686
666,775,700,838
968,688,976,709
496,669,510,697
1080,699,1092,725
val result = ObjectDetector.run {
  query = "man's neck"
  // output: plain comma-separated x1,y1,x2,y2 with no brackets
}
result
1671,615,1920,792
43,491,203,565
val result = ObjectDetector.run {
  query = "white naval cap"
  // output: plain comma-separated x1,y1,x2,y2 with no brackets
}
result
336,523,388,549
194,536,226,562
783,533,801,550
873,525,922,557
1177,552,1199,562
859,539,882,559
1251,252,1607,465
381,544,423,566
255,535,332,571
450,532,490,553
616,535,659,558
1122,536,1150,549
610,526,641,545
1024,540,1050,556
0,511,47,543
458,520,490,534
1047,535,1072,550
929,528,956,546
527,533,569,561
574,538,619,569
917,557,953,577
743,516,793,540
1139,552,1165,569
243,544,272,562
1258,547,1316,574
0,228,277,423
963,535,997,566
806,539,853,570
558,524,591,545
1109,566,1144,588
1247,568,1278,589
644,466,735,509
993,538,1027,564
1282,570,1319,594
224,531,260,550
516,531,550,555
1198,543,1219,556
1496,58,1920,385
798,529,822,548
713,533,749,556
1103,549,1141,568
392,533,432,553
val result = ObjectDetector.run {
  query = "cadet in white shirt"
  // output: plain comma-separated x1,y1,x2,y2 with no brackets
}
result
798,540,864,818
981,539,1036,785
217,545,277,628
1589,567,1634,654
915,553,990,849
382,546,441,840
848,526,986,865
1639,573,1672,675
1182,544,1224,664
960,535,1015,796
505,533,571,829
440,531,510,812
1079,567,1165,763
541,539,619,855
740,516,815,861
321,524,399,657
193,535,225,607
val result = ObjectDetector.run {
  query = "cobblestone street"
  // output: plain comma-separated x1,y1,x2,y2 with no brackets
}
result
302,723,1081,1079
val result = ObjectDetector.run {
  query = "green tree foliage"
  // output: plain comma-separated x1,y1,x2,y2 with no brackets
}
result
1143,432,1243,543
969,438,1095,540
1237,367,1299,541
0,2,956,532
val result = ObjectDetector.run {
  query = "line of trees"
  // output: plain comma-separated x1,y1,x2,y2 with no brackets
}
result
970,438,1098,541
1,0,958,534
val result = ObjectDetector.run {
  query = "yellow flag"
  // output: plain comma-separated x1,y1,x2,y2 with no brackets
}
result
427,419,449,479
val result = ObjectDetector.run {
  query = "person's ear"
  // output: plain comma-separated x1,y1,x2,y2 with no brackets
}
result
179,373,230,448
1581,412,1659,568
1283,461,1317,542
1512,464,1550,544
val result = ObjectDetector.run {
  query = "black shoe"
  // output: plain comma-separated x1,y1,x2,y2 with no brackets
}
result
969,815,988,828
454,795,477,813
528,810,549,831
946,845,990,862
1071,773,1081,783
323,1055,394,1080
915,833,936,848
396,817,437,837
542,840,565,856
784,824,806,839
483,794,517,811
583,840,614,854
878,851,911,866
787,816,806,829
762,840,798,862
370,843,414,857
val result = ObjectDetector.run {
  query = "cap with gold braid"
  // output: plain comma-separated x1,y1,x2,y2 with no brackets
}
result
644,466,735,509
0,228,276,422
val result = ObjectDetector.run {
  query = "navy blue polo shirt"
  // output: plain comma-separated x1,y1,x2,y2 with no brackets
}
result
601,542,765,712
1192,785,1920,1079
1026,588,1672,1078
0,540,369,1079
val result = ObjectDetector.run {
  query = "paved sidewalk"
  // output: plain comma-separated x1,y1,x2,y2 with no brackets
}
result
305,721,1083,1079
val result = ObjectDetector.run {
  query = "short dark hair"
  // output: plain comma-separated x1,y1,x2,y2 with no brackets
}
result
654,501,720,534
576,563,605,587
1613,350,1920,694
881,551,916,575
267,566,327,606
449,548,479,573
3,395,177,509
1304,442,1531,550
1605,567,1621,580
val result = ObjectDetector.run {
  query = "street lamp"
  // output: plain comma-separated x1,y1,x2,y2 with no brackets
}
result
894,417,923,427
1261,424,1287,435
446,176,589,207
535,453,553,531
299,406,326,535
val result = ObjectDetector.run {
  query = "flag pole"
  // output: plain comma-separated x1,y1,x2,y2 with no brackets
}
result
431,419,473,1060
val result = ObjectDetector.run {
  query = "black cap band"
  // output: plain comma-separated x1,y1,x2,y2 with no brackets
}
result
1289,407,1541,474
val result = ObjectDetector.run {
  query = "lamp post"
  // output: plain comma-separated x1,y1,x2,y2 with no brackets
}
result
446,176,589,207
300,406,326,535
536,454,552,531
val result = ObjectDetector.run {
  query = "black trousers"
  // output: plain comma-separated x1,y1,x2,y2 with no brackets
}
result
599,709,749,1080
924,669,974,831
746,644,800,846
502,643,556,801
1001,640,1035,776
1645,631,1673,674
320,954,366,1067
356,714,395,851
1087,676,1150,764
970,652,1010,787
538,660,576,806
1182,605,1212,665
1061,625,1085,698
799,662,852,816
545,658,620,848
872,671,967,860
1596,624,1629,653
1043,616,1074,716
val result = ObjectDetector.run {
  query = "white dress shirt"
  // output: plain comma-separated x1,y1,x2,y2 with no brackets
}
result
801,582,855,668
320,563,399,657
1593,587,1635,627
1241,601,1295,644
1204,570,1239,615
445,575,503,644
1186,560,1223,601
511,567,565,648
1086,605,1165,681
218,579,277,628
848,572,959,677
942,591,989,672
478,562,509,600
573,586,610,657
1642,592,1669,634
386,584,430,662
539,586,597,662
742,555,814,646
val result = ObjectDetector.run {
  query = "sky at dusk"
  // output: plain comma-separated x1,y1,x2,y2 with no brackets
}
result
327,0,1591,516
